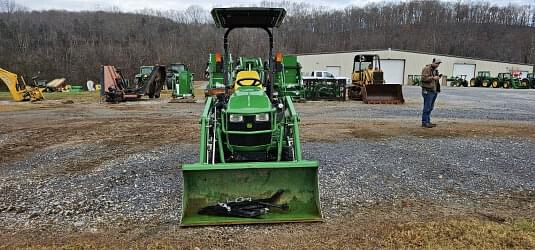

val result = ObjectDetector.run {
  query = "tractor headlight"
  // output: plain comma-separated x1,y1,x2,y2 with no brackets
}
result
255,113,270,122
229,114,243,123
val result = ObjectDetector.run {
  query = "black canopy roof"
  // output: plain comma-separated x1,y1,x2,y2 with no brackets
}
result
211,8,286,28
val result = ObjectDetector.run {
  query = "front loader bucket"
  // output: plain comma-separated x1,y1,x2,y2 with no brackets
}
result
362,84,404,104
181,160,322,226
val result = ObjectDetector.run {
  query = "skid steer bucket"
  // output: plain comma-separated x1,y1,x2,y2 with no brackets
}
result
181,161,322,226
362,84,404,104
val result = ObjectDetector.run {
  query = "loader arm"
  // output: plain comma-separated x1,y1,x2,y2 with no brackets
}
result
0,67,30,101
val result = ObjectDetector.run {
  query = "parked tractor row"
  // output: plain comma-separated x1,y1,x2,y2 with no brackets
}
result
470,71,534,89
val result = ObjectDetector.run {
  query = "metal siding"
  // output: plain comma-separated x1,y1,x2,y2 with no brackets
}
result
298,50,534,85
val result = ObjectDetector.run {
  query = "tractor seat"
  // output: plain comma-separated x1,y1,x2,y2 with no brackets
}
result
234,71,262,91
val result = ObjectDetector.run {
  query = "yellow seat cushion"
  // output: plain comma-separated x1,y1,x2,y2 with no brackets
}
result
234,71,262,91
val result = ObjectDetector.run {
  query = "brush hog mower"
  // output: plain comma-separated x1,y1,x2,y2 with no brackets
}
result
181,7,322,227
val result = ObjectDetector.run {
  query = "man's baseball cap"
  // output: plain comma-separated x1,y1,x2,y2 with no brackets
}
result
433,58,442,64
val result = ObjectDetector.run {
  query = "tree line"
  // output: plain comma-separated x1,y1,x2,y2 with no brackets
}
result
0,0,534,87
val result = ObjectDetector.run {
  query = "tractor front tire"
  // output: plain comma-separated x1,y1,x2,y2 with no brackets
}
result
482,80,490,87
503,81,511,89
491,80,499,88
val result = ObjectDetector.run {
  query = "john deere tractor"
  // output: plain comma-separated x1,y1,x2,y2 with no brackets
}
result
408,75,422,86
135,66,155,88
521,73,535,89
470,71,492,87
448,75,468,87
181,8,322,226
167,63,195,102
274,55,305,101
490,73,525,89
205,53,233,96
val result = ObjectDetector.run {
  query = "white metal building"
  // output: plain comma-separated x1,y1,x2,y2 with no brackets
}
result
297,49,534,85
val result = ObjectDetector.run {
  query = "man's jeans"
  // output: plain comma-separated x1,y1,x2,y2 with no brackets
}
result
422,89,438,124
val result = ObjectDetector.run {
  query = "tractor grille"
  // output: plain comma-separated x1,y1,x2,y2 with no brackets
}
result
227,115,272,146
228,134,271,146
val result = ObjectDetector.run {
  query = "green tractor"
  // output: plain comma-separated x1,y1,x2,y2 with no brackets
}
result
181,8,322,226
205,53,233,97
408,75,422,86
470,71,492,87
521,73,535,89
447,75,468,87
274,54,305,101
167,63,195,102
135,66,155,88
491,73,525,89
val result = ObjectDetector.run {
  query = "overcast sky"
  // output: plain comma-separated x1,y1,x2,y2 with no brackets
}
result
14,0,535,12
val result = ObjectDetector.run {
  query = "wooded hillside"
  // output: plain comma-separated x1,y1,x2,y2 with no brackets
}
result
0,0,534,84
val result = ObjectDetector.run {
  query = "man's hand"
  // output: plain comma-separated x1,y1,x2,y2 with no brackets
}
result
432,76,440,80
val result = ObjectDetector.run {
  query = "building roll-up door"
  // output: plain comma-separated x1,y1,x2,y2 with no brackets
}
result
325,66,341,77
452,64,476,84
381,59,405,85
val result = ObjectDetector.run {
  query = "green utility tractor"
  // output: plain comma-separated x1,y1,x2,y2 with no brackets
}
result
167,63,195,102
181,8,322,227
135,66,155,88
205,53,233,96
236,56,265,78
408,75,422,86
470,71,492,87
491,73,525,89
521,73,535,89
448,75,468,87
274,55,305,101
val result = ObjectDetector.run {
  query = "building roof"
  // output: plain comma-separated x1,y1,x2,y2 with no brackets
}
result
296,48,534,67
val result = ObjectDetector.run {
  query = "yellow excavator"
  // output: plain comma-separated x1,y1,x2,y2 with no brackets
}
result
0,67,44,101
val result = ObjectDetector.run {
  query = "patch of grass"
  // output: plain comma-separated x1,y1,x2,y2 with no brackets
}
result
385,218,535,249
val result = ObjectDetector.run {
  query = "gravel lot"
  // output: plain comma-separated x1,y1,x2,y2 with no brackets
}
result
0,86,534,248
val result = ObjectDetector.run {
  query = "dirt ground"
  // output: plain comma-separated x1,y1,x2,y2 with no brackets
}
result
1,89,535,249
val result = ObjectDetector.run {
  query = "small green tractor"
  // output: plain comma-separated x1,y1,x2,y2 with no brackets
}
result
470,71,492,87
447,75,468,87
408,75,421,86
521,73,535,89
135,66,155,88
167,63,195,102
274,55,305,101
181,8,321,226
205,53,232,96
491,73,525,89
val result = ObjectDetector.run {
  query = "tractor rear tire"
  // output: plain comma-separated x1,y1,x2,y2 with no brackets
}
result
503,81,511,89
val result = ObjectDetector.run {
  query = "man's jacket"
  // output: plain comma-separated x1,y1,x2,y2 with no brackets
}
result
421,64,439,92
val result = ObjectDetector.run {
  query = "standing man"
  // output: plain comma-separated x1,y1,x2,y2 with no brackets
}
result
420,58,442,128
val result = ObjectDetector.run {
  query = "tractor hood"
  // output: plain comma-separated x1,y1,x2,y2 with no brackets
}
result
226,87,273,114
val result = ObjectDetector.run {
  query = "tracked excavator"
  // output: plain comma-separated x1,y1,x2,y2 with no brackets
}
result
0,67,44,102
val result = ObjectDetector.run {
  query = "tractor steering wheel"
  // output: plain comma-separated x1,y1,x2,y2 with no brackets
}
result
236,78,262,87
